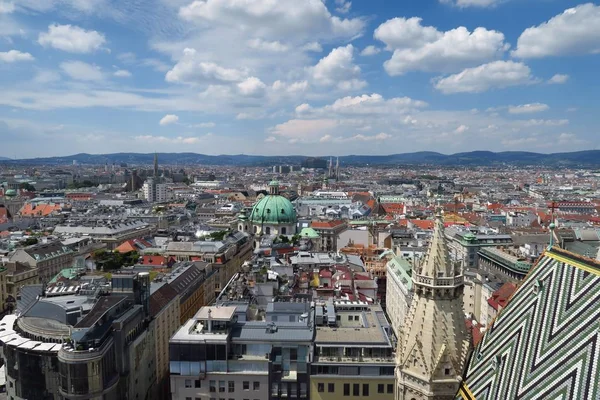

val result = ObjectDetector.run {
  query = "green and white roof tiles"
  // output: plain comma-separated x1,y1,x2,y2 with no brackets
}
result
458,246,600,400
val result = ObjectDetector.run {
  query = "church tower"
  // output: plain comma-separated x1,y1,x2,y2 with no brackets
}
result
153,152,159,178
395,210,470,400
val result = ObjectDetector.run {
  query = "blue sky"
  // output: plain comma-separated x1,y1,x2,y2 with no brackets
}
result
0,0,599,158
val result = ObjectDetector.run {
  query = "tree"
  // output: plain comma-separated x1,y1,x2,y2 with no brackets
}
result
21,237,38,246
19,182,35,192
279,235,289,243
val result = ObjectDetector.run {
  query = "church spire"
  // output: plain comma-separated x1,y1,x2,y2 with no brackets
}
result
395,209,471,400
153,152,159,178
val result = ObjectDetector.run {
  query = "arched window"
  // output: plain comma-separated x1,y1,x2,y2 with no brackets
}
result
281,227,287,235
253,226,257,233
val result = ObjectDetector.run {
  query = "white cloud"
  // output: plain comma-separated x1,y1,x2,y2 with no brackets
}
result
434,61,536,94
0,50,34,62
178,0,365,42
320,132,391,143
302,42,323,52
513,4,600,58
265,136,277,142
374,17,441,50
317,93,428,116
33,70,61,83
335,0,351,14
0,1,15,13
159,114,179,126
38,24,106,53
166,48,247,84
310,44,366,90
508,103,549,114
440,0,501,8
237,77,267,97
548,74,569,84
135,135,204,144
522,119,568,127
271,118,339,142
374,17,509,75
454,124,469,133
247,38,289,52
295,103,312,114
192,122,216,128
60,61,104,81
360,45,381,56
114,69,132,78
272,80,308,94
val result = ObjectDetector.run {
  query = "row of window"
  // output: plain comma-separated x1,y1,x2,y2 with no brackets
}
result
317,382,394,395
184,380,261,392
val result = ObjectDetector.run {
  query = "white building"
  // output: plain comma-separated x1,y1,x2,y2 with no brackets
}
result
143,178,167,203
385,255,413,338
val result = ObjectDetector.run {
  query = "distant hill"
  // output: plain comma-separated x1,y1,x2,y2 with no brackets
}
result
2,150,600,167
0,157,11,161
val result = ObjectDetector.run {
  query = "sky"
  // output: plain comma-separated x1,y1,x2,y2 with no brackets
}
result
0,0,599,158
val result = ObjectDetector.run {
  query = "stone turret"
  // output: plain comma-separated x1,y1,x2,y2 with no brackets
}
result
395,210,471,400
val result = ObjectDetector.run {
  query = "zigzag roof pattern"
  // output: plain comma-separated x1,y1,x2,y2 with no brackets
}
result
457,246,600,400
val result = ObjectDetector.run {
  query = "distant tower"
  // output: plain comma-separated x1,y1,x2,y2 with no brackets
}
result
328,157,333,178
395,210,471,399
153,152,159,178
335,157,340,180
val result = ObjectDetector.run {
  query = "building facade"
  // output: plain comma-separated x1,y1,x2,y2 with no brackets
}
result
311,301,396,400
8,240,75,282
385,255,413,339
143,178,168,203
0,271,156,400
169,302,314,400
241,181,298,242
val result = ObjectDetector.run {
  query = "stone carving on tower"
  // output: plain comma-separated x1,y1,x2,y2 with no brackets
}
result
395,210,471,400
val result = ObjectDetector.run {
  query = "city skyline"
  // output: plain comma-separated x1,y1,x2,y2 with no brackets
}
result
1,0,599,157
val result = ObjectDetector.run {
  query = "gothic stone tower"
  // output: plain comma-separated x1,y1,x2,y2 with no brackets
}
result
395,211,471,400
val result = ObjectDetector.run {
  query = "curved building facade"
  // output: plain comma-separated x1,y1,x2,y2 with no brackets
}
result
0,272,155,400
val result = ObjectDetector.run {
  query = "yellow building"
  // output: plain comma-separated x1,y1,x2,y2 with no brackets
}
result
311,376,395,400
0,261,39,312
310,301,396,400
150,284,181,399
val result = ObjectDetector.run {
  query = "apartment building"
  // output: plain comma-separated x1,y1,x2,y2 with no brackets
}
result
311,301,396,400
384,255,413,338
0,271,156,400
170,301,314,400
53,219,155,249
8,240,75,282
0,261,39,312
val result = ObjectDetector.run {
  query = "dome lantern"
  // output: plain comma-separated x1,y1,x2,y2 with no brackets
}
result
269,180,280,195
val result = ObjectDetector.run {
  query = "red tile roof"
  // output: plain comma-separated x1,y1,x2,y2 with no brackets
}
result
409,219,435,229
311,220,345,229
18,202,65,217
141,255,176,266
487,282,518,311
114,238,153,253
319,269,332,278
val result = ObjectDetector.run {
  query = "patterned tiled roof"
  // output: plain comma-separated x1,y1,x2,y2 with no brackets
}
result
457,247,600,400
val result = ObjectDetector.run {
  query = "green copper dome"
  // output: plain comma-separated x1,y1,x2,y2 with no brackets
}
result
249,194,296,225
4,189,16,197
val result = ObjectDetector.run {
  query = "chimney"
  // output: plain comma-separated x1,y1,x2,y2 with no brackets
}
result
207,308,212,333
